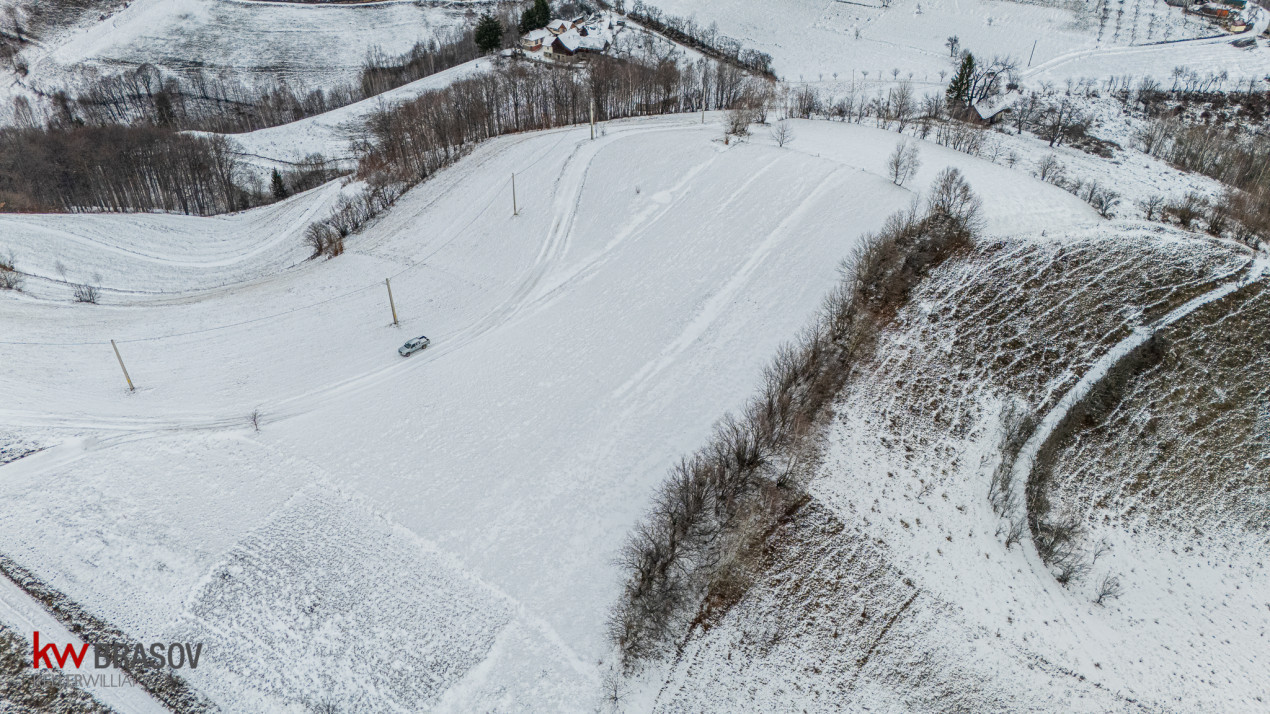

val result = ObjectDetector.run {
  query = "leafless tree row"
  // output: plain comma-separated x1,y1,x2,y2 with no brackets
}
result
356,55,766,187
609,169,984,666
302,54,766,256
621,0,774,77
0,124,337,214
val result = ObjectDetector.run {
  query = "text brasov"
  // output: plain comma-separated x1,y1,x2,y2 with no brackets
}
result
32,631,205,670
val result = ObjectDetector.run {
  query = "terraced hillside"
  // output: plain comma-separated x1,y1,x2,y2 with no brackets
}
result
647,226,1269,712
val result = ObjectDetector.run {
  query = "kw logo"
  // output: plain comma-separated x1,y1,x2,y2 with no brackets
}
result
32,631,205,670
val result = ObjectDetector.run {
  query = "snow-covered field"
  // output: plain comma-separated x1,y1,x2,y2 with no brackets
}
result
0,116,1102,710
643,0,1242,82
4,0,482,102
2,0,1269,708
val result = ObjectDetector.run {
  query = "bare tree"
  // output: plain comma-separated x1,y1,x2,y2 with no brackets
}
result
249,410,262,432
1003,517,1025,549
967,55,1017,104
727,105,755,136
887,140,921,186
1138,195,1165,221
1135,117,1173,158
769,119,793,147
1011,91,1040,135
1094,573,1123,605
927,166,983,231
889,80,915,132
1042,96,1083,147
1035,153,1064,183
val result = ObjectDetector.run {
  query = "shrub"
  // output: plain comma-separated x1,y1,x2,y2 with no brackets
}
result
610,170,984,666
0,250,21,291
988,402,1037,516
1165,192,1207,229
73,282,99,304
304,222,342,259
1094,573,1123,604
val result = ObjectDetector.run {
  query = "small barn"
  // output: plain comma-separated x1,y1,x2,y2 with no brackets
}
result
972,90,1022,124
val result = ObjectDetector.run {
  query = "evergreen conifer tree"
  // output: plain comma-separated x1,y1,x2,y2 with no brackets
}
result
270,168,288,200
946,52,975,105
476,13,504,53
519,0,551,33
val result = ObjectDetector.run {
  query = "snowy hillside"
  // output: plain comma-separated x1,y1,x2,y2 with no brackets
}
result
643,0,1268,84
1,0,1268,709
648,228,1269,712
0,116,1099,711
11,0,480,93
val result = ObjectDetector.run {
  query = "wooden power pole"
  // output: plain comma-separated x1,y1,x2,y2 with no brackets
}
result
385,277,399,326
110,339,135,392
512,173,519,216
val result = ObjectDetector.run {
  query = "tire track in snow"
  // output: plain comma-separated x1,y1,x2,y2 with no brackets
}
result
511,137,736,318
611,164,853,402
0,123,701,435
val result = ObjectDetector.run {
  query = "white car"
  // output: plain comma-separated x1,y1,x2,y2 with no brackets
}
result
398,335,431,357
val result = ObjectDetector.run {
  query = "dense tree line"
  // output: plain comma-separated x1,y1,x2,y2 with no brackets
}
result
0,125,244,213
608,169,984,664
0,124,336,215
356,55,761,186
293,53,764,257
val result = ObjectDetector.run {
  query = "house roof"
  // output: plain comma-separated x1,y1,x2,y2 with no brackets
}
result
578,31,610,51
547,19,572,33
554,28,582,52
524,28,552,42
973,90,1022,120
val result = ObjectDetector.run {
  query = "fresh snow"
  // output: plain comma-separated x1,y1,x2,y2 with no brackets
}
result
0,116,1097,710
643,0,1235,81
16,0,477,92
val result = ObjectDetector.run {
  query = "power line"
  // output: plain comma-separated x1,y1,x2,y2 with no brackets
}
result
0,128,578,348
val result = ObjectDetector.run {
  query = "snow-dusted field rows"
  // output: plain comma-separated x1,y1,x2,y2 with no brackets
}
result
643,0,1227,81
14,0,480,93
0,117,1097,710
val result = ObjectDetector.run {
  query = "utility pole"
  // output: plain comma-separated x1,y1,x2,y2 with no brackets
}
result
110,340,135,392
385,277,399,326
590,98,596,140
1027,39,1037,67
512,173,519,216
